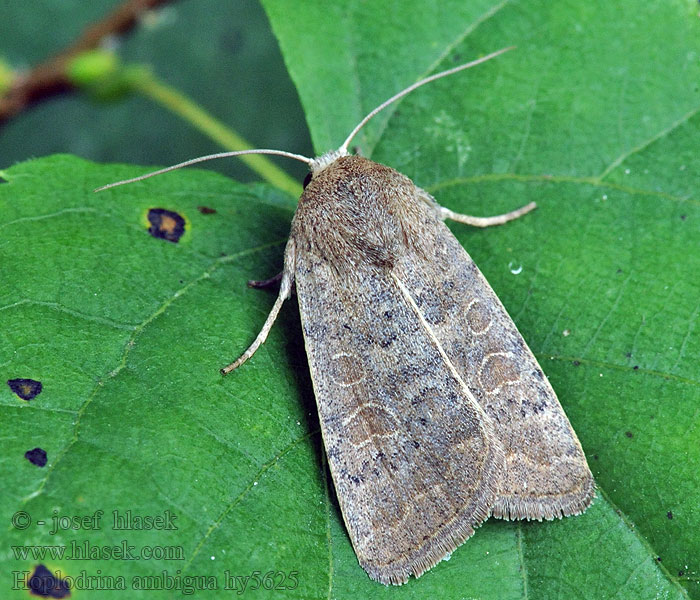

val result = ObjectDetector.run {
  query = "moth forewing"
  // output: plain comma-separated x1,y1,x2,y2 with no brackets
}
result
290,157,511,584
390,193,595,521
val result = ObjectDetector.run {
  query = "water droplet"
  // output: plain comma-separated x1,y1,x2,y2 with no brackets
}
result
624,168,631,174
562,329,571,337
602,194,608,200
680,164,687,171
508,261,523,275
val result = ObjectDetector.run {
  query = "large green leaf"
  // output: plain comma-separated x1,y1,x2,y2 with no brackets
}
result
2,0,699,598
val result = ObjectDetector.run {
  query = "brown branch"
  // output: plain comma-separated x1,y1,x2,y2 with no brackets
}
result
0,0,176,123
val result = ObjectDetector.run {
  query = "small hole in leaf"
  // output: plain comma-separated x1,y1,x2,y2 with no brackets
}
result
25,447,48,467
147,208,185,243
7,378,42,401
27,565,70,598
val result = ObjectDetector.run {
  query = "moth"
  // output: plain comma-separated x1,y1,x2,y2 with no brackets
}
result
99,48,594,585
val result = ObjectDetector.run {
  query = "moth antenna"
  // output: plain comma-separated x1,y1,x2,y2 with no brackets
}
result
339,46,515,154
94,149,313,192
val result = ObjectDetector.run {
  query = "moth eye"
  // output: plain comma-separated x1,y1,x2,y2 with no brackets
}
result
303,172,313,189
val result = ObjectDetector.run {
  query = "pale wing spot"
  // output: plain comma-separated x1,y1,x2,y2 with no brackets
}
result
342,403,400,448
464,298,493,335
329,351,365,386
479,352,521,394
375,483,451,544
366,481,411,532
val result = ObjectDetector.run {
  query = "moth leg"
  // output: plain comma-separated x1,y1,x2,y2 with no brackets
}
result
439,201,537,228
221,239,296,375
416,188,537,227
248,271,283,289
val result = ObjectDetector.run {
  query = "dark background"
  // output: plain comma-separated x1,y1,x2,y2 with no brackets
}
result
0,0,314,183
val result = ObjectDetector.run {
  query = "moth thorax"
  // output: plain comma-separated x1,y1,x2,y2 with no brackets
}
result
294,155,434,273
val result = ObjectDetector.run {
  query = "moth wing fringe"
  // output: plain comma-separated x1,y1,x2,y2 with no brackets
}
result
491,478,596,521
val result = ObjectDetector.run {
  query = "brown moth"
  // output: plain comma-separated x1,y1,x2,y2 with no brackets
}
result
99,48,594,585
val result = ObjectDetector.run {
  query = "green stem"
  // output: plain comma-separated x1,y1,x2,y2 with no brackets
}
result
131,72,303,197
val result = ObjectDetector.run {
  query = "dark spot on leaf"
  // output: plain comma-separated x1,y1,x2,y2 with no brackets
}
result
28,565,70,598
8,378,42,401
625,352,632,358
633,365,639,370
667,511,673,520
625,431,633,438
616,268,623,274
197,206,216,214
25,447,48,467
679,570,684,577
147,208,185,243
593,454,599,460
572,360,580,367
656,556,662,562
680,214,687,221
302,172,313,189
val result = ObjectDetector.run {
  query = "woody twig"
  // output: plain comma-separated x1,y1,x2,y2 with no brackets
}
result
0,0,175,124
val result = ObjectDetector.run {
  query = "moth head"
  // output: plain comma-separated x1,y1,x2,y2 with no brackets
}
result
308,148,350,183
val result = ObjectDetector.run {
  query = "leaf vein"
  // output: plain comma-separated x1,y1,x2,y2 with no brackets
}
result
597,104,700,181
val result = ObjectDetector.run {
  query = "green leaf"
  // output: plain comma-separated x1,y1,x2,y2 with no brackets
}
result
2,1,699,599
